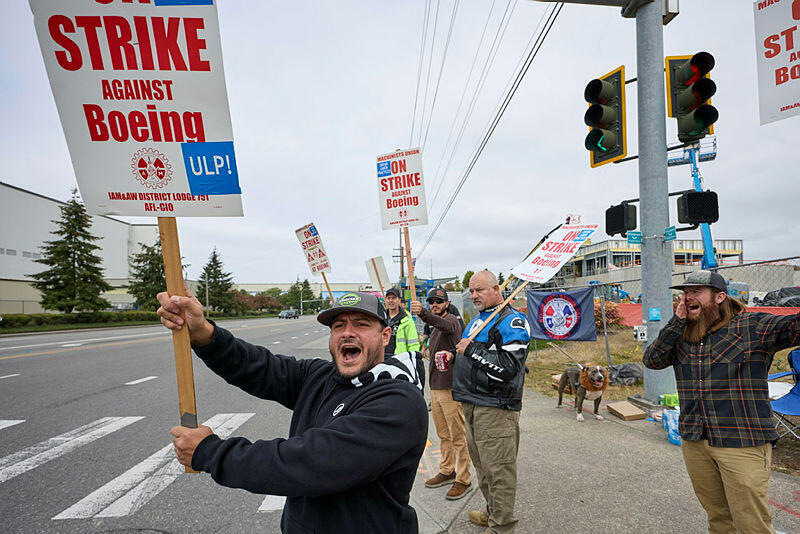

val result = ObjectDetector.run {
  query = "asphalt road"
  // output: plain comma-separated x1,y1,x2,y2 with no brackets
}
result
2,320,799,533
0,316,331,533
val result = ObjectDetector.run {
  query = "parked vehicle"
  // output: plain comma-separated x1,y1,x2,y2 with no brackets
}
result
753,287,800,307
279,309,299,319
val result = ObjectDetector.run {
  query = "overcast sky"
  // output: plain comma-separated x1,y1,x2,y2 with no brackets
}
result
1,0,797,285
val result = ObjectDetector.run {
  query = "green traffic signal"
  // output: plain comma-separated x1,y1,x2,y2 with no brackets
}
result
583,66,626,168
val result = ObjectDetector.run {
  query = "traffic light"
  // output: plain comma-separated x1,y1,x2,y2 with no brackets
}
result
584,65,626,168
665,52,718,143
605,202,637,237
677,190,719,224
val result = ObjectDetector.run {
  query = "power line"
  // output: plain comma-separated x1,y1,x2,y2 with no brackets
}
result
416,3,564,259
409,0,432,147
424,0,519,219
421,0,461,151
417,0,441,148
423,0,498,209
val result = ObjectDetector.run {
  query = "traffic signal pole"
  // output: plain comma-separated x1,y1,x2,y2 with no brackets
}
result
635,1,677,402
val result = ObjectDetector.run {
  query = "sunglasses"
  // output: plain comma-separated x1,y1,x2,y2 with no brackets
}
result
427,298,446,304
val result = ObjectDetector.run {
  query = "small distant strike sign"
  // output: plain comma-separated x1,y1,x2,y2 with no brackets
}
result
754,0,800,124
296,223,331,275
376,148,428,230
510,224,598,284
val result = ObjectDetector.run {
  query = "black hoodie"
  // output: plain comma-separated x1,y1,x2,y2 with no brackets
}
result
190,325,428,533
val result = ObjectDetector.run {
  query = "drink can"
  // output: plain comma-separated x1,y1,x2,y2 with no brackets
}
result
435,351,450,372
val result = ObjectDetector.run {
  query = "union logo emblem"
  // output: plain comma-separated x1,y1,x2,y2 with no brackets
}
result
131,148,172,189
537,293,581,340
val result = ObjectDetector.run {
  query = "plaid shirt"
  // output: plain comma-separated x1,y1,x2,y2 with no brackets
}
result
643,311,800,447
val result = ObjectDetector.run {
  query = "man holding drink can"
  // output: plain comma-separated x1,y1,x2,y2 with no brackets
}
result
410,288,472,500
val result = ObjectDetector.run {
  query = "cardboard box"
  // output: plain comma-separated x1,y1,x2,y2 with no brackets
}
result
607,401,647,421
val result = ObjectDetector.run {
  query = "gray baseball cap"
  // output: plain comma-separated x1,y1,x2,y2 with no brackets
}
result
317,292,388,327
669,270,727,292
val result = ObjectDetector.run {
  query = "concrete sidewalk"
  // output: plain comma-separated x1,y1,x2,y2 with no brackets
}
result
412,388,800,533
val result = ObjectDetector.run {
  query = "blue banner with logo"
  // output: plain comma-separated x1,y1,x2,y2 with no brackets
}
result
526,288,596,341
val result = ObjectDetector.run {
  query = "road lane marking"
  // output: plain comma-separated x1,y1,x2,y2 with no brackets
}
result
0,374,20,380
304,333,309,336
0,417,143,484
53,413,254,519
258,495,287,513
273,341,281,345
0,420,25,431
0,331,169,351
291,336,297,339
61,343,84,347
0,321,295,362
124,376,158,386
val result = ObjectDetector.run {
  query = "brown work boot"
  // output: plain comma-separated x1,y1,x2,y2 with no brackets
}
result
468,509,489,527
425,471,456,488
445,481,471,500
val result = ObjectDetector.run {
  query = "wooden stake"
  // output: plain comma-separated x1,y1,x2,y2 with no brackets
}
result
402,227,415,301
157,217,198,474
320,271,335,306
466,280,530,342
370,257,386,296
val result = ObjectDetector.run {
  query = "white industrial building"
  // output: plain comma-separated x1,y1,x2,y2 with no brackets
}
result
0,182,158,313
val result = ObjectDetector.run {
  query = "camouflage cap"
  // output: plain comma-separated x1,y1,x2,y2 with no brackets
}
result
669,270,727,292
317,291,388,327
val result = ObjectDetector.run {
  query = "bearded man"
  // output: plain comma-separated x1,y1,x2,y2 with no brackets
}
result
157,290,427,533
644,270,800,534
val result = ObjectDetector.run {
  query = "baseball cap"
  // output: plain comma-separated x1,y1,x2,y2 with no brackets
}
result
669,270,727,292
317,292,388,327
385,287,401,298
427,287,448,302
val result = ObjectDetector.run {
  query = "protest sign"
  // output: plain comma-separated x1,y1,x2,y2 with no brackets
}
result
754,0,800,124
296,223,331,275
467,221,596,342
510,224,598,283
29,0,242,216
29,0,245,460
376,147,428,302
295,223,334,305
365,256,390,296
377,148,427,230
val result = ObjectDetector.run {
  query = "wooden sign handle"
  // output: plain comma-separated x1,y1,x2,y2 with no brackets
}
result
466,281,529,342
320,272,336,307
403,227,415,302
157,217,199,474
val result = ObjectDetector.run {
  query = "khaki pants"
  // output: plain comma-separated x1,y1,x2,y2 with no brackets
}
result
681,439,775,534
462,403,520,534
431,389,471,485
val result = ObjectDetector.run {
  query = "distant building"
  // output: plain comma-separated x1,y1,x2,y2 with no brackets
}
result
556,238,744,281
0,182,158,313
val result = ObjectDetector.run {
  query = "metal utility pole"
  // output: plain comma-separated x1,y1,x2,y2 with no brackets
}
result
634,0,676,402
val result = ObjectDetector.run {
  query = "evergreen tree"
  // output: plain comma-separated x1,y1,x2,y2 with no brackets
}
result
127,240,166,311
29,189,111,313
197,247,234,312
498,272,505,285
462,270,475,289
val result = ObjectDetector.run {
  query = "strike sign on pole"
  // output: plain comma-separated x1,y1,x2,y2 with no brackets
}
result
468,222,597,342
30,0,246,471
377,148,428,230
376,147,428,302
295,223,335,306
